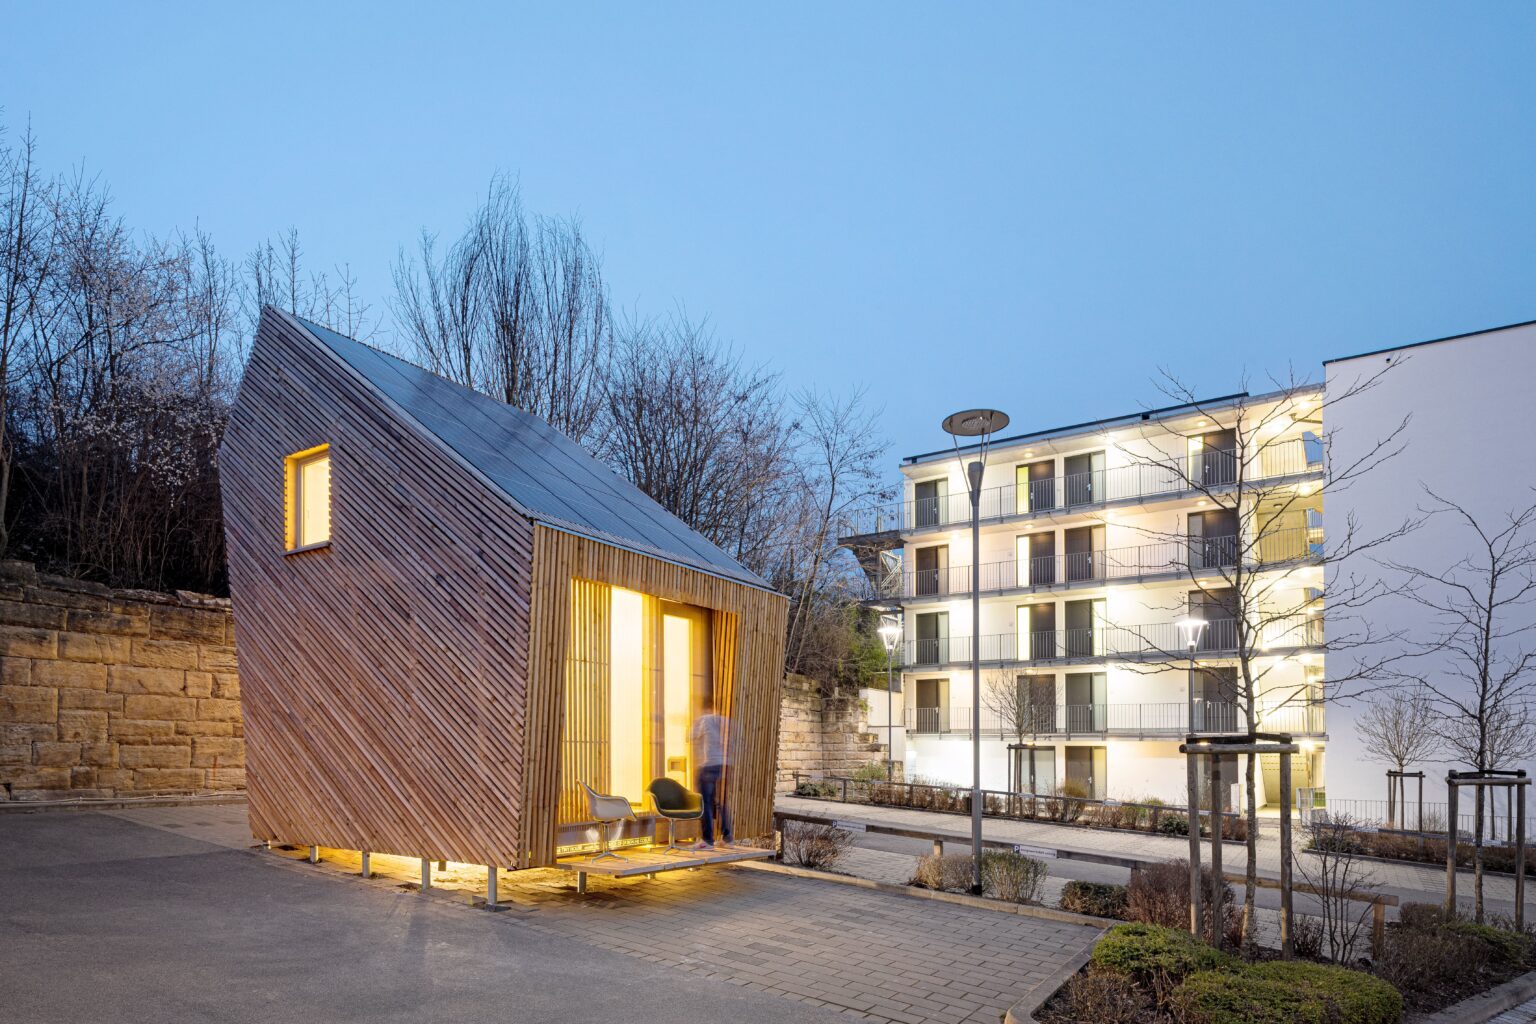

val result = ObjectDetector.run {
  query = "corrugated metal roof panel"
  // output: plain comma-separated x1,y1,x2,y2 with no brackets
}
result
292,315,771,590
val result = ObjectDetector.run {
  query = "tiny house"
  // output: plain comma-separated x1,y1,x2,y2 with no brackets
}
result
220,309,787,868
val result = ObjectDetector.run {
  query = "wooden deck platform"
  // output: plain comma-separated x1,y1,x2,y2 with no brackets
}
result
555,844,775,890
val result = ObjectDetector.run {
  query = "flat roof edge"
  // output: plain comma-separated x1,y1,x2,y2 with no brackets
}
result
901,384,1321,467
1324,318,1536,366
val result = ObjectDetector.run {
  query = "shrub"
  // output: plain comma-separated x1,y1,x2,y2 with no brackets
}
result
913,852,975,892
1059,969,1144,1024
980,850,1047,904
1157,812,1190,836
1091,923,1231,1005
1061,880,1129,919
849,761,889,783
1446,921,1532,970
793,780,837,798
1044,781,1090,822
1172,962,1402,1024
780,821,852,869
1373,925,1488,1004
1292,913,1324,959
1126,859,1239,943
1396,901,1452,930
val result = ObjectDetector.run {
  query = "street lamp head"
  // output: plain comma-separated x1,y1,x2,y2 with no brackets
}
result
941,408,1010,439
1176,616,1208,651
877,620,901,652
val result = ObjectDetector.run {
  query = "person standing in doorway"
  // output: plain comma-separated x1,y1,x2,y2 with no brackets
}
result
692,697,733,849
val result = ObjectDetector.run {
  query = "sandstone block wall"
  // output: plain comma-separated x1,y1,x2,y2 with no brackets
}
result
777,673,892,789
0,561,242,802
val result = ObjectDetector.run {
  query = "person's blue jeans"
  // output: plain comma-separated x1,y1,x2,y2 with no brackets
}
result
698,764,732,844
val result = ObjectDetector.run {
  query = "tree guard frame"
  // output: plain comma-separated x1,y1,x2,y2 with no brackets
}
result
1181,733,1299,955
1443,769,1529,929
1386,769,1425,831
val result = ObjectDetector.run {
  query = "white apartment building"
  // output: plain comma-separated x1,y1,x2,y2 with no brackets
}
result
1323,320,1536,805
844,389,1328,809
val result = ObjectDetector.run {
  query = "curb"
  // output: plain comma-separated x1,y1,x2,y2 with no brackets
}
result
739,859,1110,928
1412,969,1536,1024
0,793,247,815
1003,941,1097,1024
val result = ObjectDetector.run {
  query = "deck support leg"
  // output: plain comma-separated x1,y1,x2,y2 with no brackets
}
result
577,871,588,894
421,858,431,891
308,845,319,864
437,859,447,871
932,839,943,858
361,852,371,878
486,867,498,908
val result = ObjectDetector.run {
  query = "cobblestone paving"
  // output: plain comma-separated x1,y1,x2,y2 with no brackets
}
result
115,803,1102,1024
1490,996,1536,1024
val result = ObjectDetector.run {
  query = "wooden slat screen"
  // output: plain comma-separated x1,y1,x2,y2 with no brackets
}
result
559,578,611,824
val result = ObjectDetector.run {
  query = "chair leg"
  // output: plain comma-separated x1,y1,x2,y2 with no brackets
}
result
590,818,624,861
660,818,692,854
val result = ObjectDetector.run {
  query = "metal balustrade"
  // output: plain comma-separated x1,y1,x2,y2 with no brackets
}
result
904,700,1325,737
840,437,1320,541
902,614,1323,667
880,526,1321,602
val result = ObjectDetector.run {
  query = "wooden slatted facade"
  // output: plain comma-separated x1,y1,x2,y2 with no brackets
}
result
222,309,786,870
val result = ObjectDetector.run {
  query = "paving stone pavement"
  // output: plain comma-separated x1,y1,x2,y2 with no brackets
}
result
1490,996,1536,1024
110,802,1102,1024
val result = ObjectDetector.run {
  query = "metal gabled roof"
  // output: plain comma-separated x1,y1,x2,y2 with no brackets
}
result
290,314,772,591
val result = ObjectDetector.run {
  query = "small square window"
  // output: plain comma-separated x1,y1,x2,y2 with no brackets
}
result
285,445,331,552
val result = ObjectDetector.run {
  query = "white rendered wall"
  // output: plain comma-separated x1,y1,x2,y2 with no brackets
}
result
1324,324,1536,804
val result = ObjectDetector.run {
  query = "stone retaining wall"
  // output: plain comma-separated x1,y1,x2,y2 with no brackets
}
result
777,673,891,789
0,561,241,802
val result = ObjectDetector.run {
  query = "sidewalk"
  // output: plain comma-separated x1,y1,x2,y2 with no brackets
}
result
777,794,1529,919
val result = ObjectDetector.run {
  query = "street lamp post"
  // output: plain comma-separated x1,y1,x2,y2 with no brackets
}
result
942,407,1010,896
1177,615,1208,936
879,618,902,781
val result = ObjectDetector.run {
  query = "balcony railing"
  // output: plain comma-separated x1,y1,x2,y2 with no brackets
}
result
903,615,1323,667
904,700,1325,737
840,437,1320,541
883,526,1320,601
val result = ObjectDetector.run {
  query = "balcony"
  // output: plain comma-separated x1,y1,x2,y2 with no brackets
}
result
904,700,1325,738
876,526,1320,603
839,437,1320,543
902,615,1323,668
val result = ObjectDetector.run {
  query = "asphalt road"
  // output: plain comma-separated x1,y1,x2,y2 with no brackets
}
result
0,811,846,1024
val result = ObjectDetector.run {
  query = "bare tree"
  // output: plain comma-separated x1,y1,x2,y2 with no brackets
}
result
0,121,53,555
392,176,612,442
1381,490,1536,921
1354,687,1440,827
1102,367,1415,945
1297,814,1380,963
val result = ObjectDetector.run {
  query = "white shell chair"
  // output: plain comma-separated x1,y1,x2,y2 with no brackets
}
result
582,782,636,860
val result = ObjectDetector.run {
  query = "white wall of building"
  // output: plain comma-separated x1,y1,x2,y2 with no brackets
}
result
1324,323,1536,803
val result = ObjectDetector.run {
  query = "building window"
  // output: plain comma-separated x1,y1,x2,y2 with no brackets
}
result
285,445,331,551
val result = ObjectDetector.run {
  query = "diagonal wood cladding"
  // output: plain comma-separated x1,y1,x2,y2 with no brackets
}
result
222,308,787,869
222,311,535,866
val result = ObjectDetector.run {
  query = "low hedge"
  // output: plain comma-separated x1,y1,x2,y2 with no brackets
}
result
1173,961,1401,1024
1091,923,1232,991
1089,924,1403,1024
1446,921,1532,970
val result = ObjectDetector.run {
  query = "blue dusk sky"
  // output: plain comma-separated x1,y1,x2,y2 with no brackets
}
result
5,4,1534,463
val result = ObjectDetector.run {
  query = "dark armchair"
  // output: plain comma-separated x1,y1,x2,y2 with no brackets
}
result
646,777,703,854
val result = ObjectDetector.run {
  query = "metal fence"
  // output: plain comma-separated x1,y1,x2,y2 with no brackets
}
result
903,614,1322,667
840,437,1319,540
904,700,1325,737
875,526,1322,602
